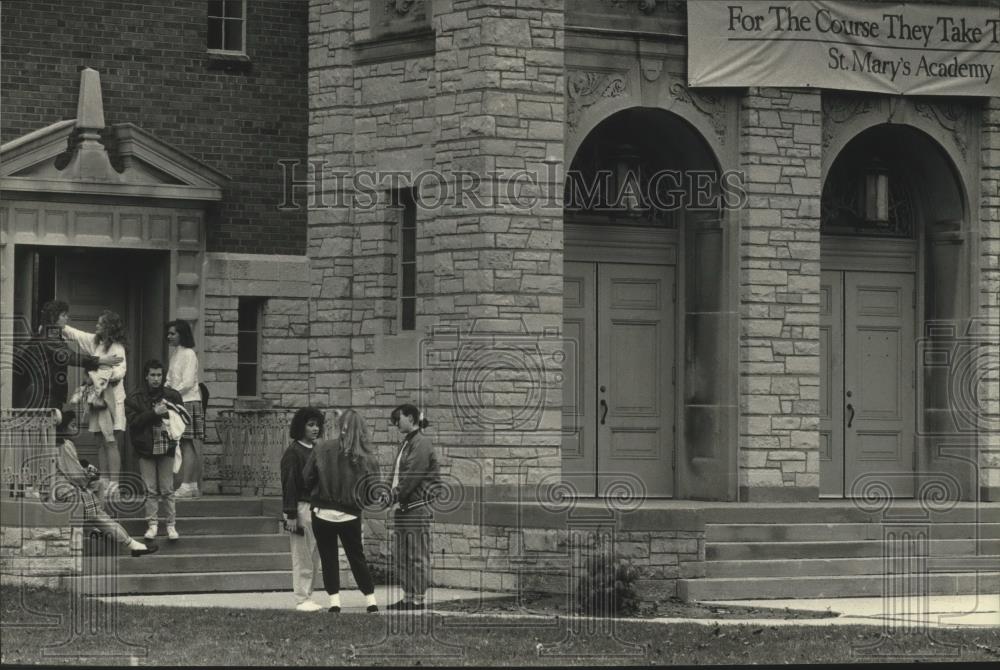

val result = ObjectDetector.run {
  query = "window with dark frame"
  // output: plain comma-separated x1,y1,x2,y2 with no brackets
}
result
237,297,263,397
396,188,417,331
208,0,246,54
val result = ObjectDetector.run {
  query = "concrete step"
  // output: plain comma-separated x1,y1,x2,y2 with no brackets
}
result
708,538,1000,561
119,516,280,537
71,570,297,595
87,533,290,554
114,498,268,519
678,572,1000,601
85,552,292,576
700,505,1000,525
704,556,1000,578
706,523,1000,543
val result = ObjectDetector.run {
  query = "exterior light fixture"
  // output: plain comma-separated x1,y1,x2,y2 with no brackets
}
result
863,159,889,226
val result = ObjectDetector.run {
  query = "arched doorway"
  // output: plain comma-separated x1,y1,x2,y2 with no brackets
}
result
562,107,734,498
820,124,967,498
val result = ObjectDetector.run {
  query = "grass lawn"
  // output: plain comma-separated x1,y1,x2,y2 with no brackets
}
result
433,592,837,620
2,586,998,666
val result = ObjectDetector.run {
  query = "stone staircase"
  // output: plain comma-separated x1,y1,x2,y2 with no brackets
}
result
77,496,295,594
677,504,1000,601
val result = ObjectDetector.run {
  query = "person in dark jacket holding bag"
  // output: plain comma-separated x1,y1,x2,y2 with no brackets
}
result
385,403,441,611
124,360,183,543
280,406,325,612
302,408,381,613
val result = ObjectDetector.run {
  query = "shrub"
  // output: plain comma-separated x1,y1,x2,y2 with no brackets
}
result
575,550,640,617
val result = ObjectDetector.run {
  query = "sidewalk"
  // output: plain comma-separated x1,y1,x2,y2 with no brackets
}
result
102,589,999,628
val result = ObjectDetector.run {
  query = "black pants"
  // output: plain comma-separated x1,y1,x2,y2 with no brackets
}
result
311,512,374,596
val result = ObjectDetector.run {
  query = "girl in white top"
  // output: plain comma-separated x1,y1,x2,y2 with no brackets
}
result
165,319,205,498
62,310,127,485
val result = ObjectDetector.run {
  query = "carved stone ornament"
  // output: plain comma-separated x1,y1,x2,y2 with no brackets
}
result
915,102,969,161
822,95,877,148
640,54,663,82
566,70,628,129
386,0,416,16
668,77,727,145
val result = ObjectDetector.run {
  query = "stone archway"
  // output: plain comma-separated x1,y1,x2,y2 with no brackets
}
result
561,106,738,500
820,123,975,500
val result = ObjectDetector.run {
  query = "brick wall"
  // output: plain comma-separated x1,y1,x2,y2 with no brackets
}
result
739,88,823,501
0,0,308,255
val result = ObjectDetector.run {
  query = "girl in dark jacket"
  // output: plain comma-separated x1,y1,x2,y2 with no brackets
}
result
302,408,381,613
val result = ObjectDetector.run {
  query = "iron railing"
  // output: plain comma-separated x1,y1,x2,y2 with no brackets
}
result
1,408,59,500
217,409,293,495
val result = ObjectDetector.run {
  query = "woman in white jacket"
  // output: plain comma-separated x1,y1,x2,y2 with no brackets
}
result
165,319,204,498
63,310,127,485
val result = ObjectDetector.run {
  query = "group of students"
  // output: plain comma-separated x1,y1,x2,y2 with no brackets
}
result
20,300,207,557
281,403,440,613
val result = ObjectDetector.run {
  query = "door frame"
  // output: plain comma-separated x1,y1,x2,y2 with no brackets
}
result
564,223,680,498
820,236,923,498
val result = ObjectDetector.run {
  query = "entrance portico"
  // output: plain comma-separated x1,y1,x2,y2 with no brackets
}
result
0,68,227,472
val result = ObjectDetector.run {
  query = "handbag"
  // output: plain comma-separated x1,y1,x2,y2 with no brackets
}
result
173,443,183,474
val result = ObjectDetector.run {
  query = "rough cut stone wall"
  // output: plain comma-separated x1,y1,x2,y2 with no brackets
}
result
423,0,566,486
350,512,705,602
739,88,823,501
981,97,1000,501
308,0,566,485
201,254,310,491
0,523,81,589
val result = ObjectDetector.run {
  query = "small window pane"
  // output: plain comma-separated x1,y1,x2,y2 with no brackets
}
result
237,332,258,363
207,18,223,50
225,0,244,18
402,299,415,332
238,300,258,330
224,18,243,51
237,364,257,397
402,266,415,297
402,229,416,262
208,0,224,17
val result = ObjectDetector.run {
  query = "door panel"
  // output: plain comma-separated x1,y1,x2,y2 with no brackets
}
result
819,270,845,496
844,272,915,497
821,270,915,497
561,262,596,496
598,263,674,497
57,254,131,467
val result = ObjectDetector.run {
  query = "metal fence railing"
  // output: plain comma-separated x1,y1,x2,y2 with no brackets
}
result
217,409,293,496
1,408,59,500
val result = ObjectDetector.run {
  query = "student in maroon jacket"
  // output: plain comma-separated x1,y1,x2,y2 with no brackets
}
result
280,406,325,612
302,408,381,613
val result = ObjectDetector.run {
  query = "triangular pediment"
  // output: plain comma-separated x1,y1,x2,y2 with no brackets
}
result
1,121,230,201
2,67,229,202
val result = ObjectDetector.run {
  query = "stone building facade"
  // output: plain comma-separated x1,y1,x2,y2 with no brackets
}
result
308,0,999,504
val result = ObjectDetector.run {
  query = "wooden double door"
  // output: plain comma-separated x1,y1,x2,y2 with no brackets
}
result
820,270,916,497
16,248,169,473
562,261,675,497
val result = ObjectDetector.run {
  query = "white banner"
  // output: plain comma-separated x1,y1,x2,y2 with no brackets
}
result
688,1,1000,96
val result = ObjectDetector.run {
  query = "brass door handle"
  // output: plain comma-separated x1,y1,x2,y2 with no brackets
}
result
846,403,855,428
600,398,608,425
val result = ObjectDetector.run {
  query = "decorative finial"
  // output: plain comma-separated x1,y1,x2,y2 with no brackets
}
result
62,67,120,182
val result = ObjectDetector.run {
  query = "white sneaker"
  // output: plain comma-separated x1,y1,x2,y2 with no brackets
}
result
174,484,194,499
166,525,180,541
295,601,323,612
144,524,158,541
